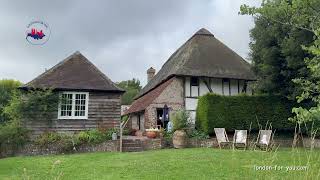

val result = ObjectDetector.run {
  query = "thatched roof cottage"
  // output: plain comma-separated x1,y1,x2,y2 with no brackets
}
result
125,28,255,131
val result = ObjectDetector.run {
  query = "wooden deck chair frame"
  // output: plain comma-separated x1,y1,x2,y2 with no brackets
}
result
255,130,273,151
233,130,247,150
214,128,231,149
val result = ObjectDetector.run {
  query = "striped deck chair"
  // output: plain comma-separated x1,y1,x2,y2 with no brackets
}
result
255,130,273,151
233,130,247,150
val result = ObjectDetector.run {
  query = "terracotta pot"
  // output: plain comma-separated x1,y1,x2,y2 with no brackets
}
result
173,130,187,148
146,131,157,138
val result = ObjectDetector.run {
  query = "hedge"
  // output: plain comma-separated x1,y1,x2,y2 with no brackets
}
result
196,94,296,135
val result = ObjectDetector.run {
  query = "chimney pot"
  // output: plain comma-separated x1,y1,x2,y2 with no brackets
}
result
147,67,156,82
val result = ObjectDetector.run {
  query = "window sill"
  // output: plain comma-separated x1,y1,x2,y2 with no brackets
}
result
58,116,88,120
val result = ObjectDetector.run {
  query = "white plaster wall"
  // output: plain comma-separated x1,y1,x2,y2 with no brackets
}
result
191,86,198,97
199,79,210,96
211,78,223,95
185,98,198,111
230,79,238,95
223,80,229,95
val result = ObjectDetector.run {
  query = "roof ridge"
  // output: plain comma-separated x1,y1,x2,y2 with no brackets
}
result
194,28,214,36
22,51,125,92
161,28,212,69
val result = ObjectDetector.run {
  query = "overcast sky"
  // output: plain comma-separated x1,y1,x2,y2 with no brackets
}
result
0,0,260,86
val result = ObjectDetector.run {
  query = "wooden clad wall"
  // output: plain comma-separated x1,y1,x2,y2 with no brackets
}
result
24,91,121,136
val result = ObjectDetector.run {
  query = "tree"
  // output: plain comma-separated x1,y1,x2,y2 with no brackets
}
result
241,1,315,99
241,0,320,141
0,79,22,123
116,78,142,105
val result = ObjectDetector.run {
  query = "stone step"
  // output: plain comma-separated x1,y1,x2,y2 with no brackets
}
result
122,139,144,152
122,140,142,143
122,142,142,146
122,147,143,152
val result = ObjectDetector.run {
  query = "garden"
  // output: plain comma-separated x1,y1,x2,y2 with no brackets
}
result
1,0,320,179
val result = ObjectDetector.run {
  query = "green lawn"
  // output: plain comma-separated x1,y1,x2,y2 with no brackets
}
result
0,148,320,180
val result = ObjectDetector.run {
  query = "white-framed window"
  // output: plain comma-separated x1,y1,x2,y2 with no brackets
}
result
58,92,89,119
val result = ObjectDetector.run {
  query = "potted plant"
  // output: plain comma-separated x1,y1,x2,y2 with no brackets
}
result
172,109,190,148
145,128,159,138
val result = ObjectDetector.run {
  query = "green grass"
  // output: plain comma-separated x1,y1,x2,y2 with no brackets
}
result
0,148,320,180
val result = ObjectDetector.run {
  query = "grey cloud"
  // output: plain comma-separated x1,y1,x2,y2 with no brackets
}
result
0,0,259,86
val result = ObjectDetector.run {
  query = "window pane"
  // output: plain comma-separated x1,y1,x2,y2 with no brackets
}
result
75,93,86,117
60,93,73,117
59,93,88,118
191,77,199,86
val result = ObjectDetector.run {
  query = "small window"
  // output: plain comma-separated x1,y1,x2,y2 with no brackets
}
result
190,77,199,97
223,78,230,96
58,92,89,119
190,77,199,86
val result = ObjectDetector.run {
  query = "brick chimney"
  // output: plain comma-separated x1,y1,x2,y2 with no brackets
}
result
147,67,156,82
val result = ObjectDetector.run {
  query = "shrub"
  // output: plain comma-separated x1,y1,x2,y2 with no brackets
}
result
196,94,296,135
35,132,75,153
172,109,190,131
0,122,30,154
85,129,105,144
35,132,63,147
104,128,118,140
0,79,22,123
188,129,209,140
122,128,131,136
75,128,118,145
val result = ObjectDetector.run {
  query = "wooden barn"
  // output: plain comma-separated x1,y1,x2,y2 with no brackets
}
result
20,51,125,136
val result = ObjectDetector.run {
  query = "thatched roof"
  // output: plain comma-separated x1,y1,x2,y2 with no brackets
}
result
124,77,174,115
136,28,255,98
21,51,124,92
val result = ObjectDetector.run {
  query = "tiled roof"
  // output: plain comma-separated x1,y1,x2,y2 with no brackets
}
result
124,77,174,114
21,51,124,92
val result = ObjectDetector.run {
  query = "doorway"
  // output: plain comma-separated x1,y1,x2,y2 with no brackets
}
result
156,105,170,129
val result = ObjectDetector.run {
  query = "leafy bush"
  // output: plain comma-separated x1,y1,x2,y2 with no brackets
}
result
35,132,75,153
3,88,59,124
122,128,131,136
76,128,118,145
172,109,190,131
75,129,104,144
160,129,173,146
196,94,296,135
35,132,62,147
0,79,22,123
187,129,209,140
0,122,30,154
105,128,118,140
